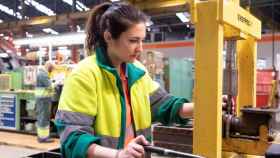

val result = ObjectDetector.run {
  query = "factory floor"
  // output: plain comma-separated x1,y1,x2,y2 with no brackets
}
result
0,145,43,158
0,131,59,158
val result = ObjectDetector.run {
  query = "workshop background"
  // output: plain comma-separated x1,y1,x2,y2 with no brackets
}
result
0,0,280,158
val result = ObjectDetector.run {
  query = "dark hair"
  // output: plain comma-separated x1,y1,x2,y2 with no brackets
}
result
85,2,147,55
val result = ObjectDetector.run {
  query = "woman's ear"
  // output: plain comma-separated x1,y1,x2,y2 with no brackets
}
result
104,31,112,43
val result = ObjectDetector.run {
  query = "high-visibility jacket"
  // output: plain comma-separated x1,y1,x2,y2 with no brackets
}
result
55,47,188,158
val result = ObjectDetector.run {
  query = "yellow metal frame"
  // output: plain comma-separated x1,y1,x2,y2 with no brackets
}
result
188,0,261,157
127,0,188,10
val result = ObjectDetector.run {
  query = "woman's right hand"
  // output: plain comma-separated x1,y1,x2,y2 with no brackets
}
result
118,135,150,158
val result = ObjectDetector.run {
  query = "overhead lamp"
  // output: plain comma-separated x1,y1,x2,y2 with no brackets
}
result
146,20,154,27
0,53,9,58
76,1,89,11
14,32,86,47
0,4,22,19
76,25,85,33
26,32,33,38
24,0,55,16
58,46,68,50
62,0,89,11
176,12,190,23
110,0,120,2
42,28,59,35
0,19,2,23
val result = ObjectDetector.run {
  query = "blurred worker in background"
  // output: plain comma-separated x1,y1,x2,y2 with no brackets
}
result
35,61,54,143
55,2,194,158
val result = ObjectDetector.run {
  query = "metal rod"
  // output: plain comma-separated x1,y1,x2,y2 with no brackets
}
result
272,0,275,70
225,40,237,115
144,146,205,158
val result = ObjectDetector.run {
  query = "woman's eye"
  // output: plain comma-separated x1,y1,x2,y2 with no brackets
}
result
129,39,138,43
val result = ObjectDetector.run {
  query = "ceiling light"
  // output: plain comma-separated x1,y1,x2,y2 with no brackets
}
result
0,19,3,23
176,12,190,23
26,32,33,38
76,25,84,33
0,4,22,19
110,0,120,2
61,0,89,11
146,20,154,27
24,0,55,16
14,32,86,47
0,53,9,58
43,28,59,35
76,1,89,11
58,46,68,50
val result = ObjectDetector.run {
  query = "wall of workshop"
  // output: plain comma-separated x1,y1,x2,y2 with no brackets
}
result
257,34,280,68
144,33,280,69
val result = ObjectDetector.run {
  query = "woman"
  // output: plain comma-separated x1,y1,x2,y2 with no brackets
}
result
55,2,193,158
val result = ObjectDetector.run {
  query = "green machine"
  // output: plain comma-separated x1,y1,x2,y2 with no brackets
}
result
168,58,194,102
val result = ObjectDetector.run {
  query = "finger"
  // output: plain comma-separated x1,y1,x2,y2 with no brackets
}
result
127,146,142,158
134,135,149,145
222,95,228,101
131,143,145,154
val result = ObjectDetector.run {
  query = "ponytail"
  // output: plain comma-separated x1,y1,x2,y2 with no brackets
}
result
85,3,111,55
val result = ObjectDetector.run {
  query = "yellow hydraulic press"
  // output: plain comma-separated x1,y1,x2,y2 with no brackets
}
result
187,0,280,158
186,0,276,158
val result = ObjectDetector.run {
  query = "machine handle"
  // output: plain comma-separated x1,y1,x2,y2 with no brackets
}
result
144,145,205,158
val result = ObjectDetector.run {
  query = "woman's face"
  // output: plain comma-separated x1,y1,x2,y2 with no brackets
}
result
106,22,146,65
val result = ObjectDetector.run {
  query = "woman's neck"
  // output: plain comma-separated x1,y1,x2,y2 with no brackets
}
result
107,50,122,75
106,48,122,75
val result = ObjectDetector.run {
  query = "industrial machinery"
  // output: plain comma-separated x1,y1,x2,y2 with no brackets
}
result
187,0,280,157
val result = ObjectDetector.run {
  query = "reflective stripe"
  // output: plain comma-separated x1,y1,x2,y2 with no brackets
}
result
150,87,171,106
56,110,94,125
35,88,52,97
37,126,50,138
150,87,172,120
99,135,119,148
55,110,95,143
56,110,151,149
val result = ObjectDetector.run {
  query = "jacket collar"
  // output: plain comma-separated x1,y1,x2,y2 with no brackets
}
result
95,47,145,88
